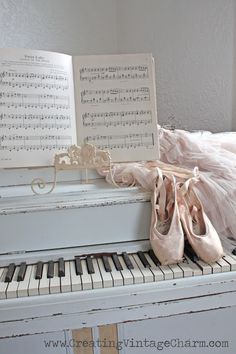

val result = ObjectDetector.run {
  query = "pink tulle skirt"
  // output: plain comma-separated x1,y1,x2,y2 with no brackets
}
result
159,127,236,250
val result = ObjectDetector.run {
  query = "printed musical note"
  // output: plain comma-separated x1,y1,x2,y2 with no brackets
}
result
85,133,154,150
81,87,150,104
79,65,149,82
0,113,71,130
0,70,69,91
0,92,70,109
0,71,68,82
0,134,72,151
82,110,152,128
0,80,69,90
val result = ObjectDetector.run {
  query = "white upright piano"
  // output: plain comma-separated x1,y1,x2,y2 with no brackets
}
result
0,167,236,354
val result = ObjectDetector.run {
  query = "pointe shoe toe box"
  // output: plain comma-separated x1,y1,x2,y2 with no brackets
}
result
186,213,224,263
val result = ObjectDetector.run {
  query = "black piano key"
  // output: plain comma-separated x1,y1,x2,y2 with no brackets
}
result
47,261,54,278
58,258,65,277
148,249,160,266
122,252,134,270
111,253,123,271
86,256,95,274
35,261,43,280
184,243,199,262
75,257,83,275
102,255,112,272
4,263,16,283
17,262,27,281
137,251,151,268
232,248,236,256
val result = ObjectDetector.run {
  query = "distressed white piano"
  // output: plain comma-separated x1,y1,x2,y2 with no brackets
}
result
0,168,236,353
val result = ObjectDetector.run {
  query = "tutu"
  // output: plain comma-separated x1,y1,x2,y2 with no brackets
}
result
159,127,236,251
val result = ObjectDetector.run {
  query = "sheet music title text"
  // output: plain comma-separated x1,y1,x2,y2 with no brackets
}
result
23,55,48,63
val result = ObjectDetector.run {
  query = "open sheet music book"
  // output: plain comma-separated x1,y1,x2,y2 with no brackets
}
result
0,48,159,168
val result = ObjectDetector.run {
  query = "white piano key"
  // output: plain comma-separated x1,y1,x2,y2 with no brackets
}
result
69,261,82,292
118,256,134,285
209,261,222,274
28,265,40,296
183,255,202,276
223,254,236,271
148,250,174,280
158,264,173,280
0,268,8,300
168,263,184,279
128,255,144,284
216,258,230,273
81,260,92,290
17,265,33,297
0,269,4,279
229,252,236,261
91,258,103,289
108,256,123,287
50,263,61,294
144,253,164,281
6,267,19,299
97,258,113,288
225,252,236,269
195,259,212,275
132,254,154,283
60,261,71,293
39,263,50,295
177,259,193,277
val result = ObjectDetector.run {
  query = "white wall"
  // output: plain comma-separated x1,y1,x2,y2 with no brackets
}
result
232,0,236,131
0,0,235,131
0,0,117,55
117,0,235,132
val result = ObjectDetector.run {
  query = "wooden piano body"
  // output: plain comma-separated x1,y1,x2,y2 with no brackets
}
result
0,168,236,353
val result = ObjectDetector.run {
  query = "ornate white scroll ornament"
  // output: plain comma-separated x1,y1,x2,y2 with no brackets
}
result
31,143,115,195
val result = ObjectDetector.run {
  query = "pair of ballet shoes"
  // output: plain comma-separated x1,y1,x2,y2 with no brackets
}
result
150,172,224,265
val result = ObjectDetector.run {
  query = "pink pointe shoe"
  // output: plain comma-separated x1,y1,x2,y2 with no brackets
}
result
150,169,184,265
177,176,224,263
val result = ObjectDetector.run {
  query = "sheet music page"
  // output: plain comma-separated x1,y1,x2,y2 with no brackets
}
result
73,54,159,162
0,48,76,168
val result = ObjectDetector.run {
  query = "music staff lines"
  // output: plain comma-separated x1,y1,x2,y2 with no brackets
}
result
81,87,150,104
80,65,149,82
0,135,72,151
0,80,69,90
0,92,70,109
0,113,71,130
0,71,68,82
82,110,152,128
85,133,154,150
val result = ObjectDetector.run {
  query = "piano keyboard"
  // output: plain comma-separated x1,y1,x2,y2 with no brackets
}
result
1,250,236,300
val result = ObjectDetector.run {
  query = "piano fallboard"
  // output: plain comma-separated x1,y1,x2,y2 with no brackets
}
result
0,180,151,254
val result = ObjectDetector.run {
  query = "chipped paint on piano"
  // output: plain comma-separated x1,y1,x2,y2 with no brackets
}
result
0,167,236,343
